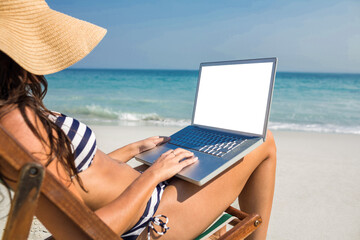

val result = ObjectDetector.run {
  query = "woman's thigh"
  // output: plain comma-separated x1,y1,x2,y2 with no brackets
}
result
151,133,275,240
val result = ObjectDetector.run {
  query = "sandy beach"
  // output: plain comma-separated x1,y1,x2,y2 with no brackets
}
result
1,0,360,238
1,126,360,239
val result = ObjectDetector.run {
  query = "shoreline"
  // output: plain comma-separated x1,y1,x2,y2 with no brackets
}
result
1,127,359,239
58,116,360,136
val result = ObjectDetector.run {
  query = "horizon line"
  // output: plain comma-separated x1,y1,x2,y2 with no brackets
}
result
66,67,360,75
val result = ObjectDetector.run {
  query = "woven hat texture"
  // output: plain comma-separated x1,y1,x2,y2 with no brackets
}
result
0,0,107,75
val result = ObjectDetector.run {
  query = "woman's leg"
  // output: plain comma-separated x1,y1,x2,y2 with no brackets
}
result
149,130,276,240
238,131,277,239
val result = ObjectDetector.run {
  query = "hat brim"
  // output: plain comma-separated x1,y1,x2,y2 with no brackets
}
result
0,7,106,75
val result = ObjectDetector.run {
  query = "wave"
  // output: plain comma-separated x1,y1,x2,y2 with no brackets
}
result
269,122,360,135
60,105,360,134
118,112,190,126
63,105,191,126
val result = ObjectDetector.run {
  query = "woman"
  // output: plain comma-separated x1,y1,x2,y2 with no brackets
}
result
0,1,276,239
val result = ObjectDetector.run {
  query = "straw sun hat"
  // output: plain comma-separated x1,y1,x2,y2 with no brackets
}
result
0,0,107,75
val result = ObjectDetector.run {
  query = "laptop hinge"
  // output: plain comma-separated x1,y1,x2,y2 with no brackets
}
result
191,124,264,139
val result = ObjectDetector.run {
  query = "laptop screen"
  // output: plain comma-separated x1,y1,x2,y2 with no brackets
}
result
192,59,276,136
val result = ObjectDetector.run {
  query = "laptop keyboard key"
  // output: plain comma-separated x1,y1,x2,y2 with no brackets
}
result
170,127,246,157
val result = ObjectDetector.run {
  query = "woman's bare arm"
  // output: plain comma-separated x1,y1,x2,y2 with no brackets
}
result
94,168,159,233
108,136,170,163
107,142,140,163
95,148,196,234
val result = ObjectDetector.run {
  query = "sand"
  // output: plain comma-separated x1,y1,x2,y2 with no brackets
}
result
1,126,360,239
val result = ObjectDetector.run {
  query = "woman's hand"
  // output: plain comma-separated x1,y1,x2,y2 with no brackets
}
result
108,136,170,163
147,148,198,182
136,136,171,154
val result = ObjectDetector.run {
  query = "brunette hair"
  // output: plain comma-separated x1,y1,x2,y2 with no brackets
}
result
0,51,84,189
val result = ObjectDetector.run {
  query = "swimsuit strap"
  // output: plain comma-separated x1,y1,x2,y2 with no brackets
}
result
147,215,170,240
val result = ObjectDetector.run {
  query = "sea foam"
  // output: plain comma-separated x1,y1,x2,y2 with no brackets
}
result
45,69,360,135
64,105,360,134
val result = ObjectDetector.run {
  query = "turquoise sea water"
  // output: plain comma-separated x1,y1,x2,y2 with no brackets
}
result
45,69,360,134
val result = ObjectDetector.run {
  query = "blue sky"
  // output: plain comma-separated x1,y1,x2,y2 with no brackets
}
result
49,0,360,73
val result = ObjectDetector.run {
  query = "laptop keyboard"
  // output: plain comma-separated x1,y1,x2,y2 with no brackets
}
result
170,127,247,157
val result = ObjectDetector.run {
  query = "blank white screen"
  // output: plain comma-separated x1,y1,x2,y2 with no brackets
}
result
193,62,273,135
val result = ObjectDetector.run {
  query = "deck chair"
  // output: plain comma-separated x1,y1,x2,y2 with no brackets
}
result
0,124,262,240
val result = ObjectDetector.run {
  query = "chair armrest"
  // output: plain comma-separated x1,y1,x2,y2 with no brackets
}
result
218,206,262,240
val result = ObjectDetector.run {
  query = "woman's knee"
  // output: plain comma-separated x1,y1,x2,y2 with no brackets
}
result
265,130,277,161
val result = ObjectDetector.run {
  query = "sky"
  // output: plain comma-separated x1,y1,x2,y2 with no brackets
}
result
49,0,360,73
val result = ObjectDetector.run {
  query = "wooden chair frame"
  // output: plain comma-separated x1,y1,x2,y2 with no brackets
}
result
0,125,261,240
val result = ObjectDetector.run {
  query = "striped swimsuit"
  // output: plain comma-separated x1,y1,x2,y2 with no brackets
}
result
49,113,169,239
122,181,169,240
49,113,97,173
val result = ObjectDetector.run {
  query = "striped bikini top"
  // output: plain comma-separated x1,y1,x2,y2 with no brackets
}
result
49,113,97,173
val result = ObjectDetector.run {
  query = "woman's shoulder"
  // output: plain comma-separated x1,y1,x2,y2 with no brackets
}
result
0,106,35,131
0,107,49,159
1,107,60,129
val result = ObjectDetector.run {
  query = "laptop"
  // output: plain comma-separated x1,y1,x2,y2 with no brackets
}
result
136,57,277,186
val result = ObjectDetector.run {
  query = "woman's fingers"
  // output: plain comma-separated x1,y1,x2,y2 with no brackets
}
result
180,156,198,168
148,136,171,146
161,149,175,157
172,150,194,162
173,148,192,155
162,148,190,156
160,148,195,164
153,148,198,181
169,148,193,158
157,136,171,145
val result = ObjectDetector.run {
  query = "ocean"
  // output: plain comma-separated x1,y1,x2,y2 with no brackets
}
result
45,69,360,135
